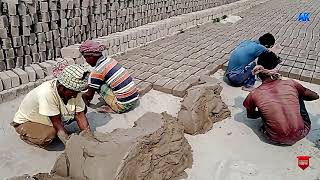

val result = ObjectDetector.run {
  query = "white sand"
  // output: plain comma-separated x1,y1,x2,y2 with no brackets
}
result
1,70,320,179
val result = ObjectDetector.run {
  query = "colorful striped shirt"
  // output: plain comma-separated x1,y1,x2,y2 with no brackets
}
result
88,56,139,104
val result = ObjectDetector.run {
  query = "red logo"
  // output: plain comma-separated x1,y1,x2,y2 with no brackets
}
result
297,156,311,170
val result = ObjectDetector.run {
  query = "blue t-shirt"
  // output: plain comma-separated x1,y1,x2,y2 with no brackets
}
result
227,40,267,72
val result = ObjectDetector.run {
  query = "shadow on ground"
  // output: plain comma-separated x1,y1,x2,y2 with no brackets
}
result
233,96,267,144
307,113,320,147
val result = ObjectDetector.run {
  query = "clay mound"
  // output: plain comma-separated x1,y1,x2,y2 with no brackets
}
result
11,112,192,180
7,173,70,180
178,79,231,135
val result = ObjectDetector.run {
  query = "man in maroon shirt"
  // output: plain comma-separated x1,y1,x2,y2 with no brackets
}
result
243,52,319,145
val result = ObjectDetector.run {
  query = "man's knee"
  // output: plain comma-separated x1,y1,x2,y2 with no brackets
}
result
13,122,57,147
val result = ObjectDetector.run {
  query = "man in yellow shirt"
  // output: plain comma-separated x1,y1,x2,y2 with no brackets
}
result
10,64,92,148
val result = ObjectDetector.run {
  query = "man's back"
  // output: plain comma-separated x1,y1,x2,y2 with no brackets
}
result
89,56,139,104
244,79,308,143
228,40,267,72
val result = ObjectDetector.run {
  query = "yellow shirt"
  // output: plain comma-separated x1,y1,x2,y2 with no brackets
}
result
13,79,86,126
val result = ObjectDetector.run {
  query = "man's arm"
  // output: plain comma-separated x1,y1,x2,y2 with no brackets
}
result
302,89,319,101
50,115,69,144
75,111,90,131
243,93,260,119
50,115,67,133
82,87,96,106
293,80,319,101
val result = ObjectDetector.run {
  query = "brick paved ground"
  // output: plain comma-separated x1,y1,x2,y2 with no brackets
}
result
114,0,320,96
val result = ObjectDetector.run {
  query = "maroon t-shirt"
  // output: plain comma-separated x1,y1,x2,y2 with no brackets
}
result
243,79,310,144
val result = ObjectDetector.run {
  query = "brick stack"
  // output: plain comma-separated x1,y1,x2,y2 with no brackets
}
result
0,0,239,72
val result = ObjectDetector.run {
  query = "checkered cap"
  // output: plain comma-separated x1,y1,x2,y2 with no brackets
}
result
57,64,89,92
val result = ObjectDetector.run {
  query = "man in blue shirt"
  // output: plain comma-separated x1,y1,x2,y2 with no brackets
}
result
226,33,275,91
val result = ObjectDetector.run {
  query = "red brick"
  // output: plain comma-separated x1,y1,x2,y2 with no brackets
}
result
188,59,201,66
161,60,174,68
195,69,211,76
184,75,200,86
137,81,152,96
161,79,181,94
175,71,192,82
131,70,143,79
166,70,182,78
300,70,313,82
205,62,220,75
173,82,191,97
150,58,164,65
199,75,219,84
289,67,302,79
138,63,150,72
186,67,200,74
153,77,172,91
293,62,305,69
311,72,320,85
145,74,162,83
180,58,193,65
279,66,292,77
196,62,209,69
149,66,163,73
177,65,193,72
131,63,144,70
136,72,154,80
169,62,184,70
158,68,174,76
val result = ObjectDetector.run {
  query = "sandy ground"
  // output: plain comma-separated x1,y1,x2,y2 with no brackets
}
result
0,70,320,179
184,70,320,180
0,90,181,179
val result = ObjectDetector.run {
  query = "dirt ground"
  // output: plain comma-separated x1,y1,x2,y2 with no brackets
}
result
1,70,320,180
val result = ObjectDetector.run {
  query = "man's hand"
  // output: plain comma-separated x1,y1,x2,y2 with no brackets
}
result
57,130,70,145
79,128,94,138
79,128,95,141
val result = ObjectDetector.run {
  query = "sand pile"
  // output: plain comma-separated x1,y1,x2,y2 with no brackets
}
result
178,77,231,135
10,112,192,180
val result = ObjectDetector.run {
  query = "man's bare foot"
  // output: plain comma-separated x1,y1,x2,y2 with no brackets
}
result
97,105,116,114
242,86,255,92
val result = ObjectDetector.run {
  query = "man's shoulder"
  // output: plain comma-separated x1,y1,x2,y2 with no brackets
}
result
277,79,297,86
36,80,56,97
93,56,117,73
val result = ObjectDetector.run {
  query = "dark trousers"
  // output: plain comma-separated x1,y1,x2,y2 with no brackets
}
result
226,61,256,88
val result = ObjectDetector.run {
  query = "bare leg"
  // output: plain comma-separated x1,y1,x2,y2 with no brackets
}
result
97,105,117,114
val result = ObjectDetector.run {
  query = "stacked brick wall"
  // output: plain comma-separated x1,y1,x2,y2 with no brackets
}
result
0,0,239,72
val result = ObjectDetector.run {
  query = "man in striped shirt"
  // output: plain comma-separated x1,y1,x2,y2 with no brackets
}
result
80,40,139,113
